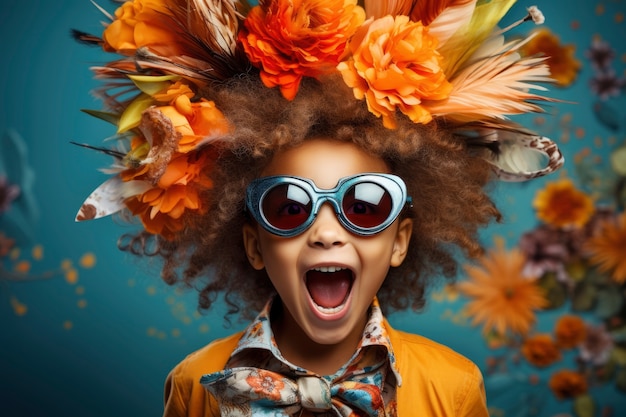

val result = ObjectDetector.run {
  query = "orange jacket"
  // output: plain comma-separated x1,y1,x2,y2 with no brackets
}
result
163,320,489,417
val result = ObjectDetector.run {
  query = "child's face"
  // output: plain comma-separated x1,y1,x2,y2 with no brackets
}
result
243,138,413,348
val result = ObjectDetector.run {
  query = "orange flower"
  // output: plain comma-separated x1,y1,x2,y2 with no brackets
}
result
554,315,587,349
549,369,588,400
457,241,547,337
585,212,626,284
125,151,214,239
157,98,231,153
114,81,229,239
246,370,285,401
239,0,366,100
102,0,179,55
521,28,582,88
521,333,562,367
152,81,195,105
533,179,595,229
120,96,229,180
338,15,452,129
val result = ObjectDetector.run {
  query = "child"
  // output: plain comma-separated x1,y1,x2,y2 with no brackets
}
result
73,1,563,415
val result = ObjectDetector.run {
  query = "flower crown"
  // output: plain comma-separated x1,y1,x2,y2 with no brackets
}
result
73,0,564,240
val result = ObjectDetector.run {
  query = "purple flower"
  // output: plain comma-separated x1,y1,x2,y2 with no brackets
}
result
519,224,585,282
589,70,624,100
578,323,614,366
585,39,616,71
0,176,20,214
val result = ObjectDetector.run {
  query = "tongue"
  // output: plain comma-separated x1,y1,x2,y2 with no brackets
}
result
306,270,352,308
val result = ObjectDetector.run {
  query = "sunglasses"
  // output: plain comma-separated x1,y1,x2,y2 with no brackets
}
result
245,173,411,237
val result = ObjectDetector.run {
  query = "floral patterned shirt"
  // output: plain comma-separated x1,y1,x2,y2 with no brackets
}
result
204,297,401,416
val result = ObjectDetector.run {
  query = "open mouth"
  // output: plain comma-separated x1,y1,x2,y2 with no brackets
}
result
305,266,354,314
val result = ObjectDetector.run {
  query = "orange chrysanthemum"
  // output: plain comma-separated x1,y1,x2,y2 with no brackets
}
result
117,82,229,239
585,212,626,284
521,28,582,88
338,15,452,129
121,95,229,182
457,241,548,337
102,0,179,56
554,315,587,349
125,151,214,238
533,179,595,229
239,0,366,100
521,333,562,367
548,369,588,400
157,99,231,153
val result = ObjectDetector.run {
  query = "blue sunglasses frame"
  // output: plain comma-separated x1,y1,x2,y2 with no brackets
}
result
245,173,411,237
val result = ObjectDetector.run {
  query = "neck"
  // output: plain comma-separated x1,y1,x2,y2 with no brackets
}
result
270,302,367,376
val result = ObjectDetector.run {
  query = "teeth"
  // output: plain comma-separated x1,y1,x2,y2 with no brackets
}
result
316,304,345,314
313,266,345,273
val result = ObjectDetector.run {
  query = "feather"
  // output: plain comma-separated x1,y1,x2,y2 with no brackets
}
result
156,0,251,80
90,0,115,21
438,0,517,76
423,35,555,123
363,0,413,18
69,141,126,160
409,0,476,26
457,127,564,181
75,177,150,221
168,0,240,54
426,0,476,47
363,0,476,47
70,29,104,47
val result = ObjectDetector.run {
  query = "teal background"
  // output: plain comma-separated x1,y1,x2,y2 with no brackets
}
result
0,1,625,416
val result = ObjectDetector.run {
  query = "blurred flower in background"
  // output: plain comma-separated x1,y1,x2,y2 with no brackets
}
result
458,161,626,416
521,27,582,88
456,30,626,416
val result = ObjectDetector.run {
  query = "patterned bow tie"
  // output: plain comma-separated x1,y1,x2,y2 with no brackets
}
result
201,367,386,416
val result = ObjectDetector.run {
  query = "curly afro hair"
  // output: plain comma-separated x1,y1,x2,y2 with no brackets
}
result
119,74,501,321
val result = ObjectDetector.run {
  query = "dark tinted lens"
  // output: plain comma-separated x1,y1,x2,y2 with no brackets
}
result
261,183,312,230
342,182,393,228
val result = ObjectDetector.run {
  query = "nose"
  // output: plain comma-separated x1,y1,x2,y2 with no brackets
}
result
307,203,346,248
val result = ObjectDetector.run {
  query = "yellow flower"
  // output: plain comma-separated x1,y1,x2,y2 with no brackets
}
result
457,242,547,337
585,212,626,284
102,0,179,56
548,369,588,400
521,28,582,88
533,179,595,229
239,0,365,100
521,333,562,367
338,15,452,129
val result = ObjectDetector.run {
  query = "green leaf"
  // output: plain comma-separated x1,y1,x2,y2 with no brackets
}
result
594,287,624,319
616,367,626,393
573,394,595,417
585,266,612,286
610,146,626,176
538,272,567,309
117,93,154,133
571,281,597,312
595,359,616,383
610,327,626,345
80,109,120,126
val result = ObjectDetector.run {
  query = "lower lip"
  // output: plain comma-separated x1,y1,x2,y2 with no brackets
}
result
307,287,353,322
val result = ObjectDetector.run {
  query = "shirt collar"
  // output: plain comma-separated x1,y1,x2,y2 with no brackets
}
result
229,296,401,383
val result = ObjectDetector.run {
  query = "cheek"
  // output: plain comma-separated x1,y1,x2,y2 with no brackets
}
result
257,238,300,280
